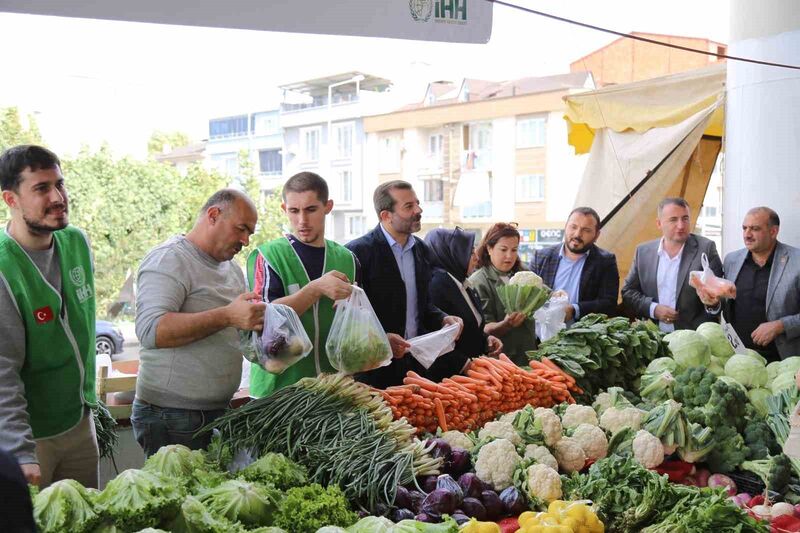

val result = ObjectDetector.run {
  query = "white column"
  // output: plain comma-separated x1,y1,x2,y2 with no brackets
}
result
724,0,800,254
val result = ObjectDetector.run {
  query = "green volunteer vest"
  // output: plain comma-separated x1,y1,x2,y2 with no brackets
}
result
0,226,97,439
246,236,356,397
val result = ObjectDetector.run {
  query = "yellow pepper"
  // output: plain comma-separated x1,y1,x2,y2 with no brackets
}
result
460,518,501,533
516,501,604,533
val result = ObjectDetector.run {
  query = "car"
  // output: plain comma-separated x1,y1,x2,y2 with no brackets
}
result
96,320,125,357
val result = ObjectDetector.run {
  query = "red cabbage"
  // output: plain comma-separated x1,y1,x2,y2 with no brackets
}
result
458,473,484,499
499,486,527,516
435,474,463,504
461,497,487,520
421,488,459,517
480,489,504,520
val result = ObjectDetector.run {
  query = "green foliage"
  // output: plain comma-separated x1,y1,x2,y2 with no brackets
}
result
147,130,191,157
673,366,716,409
94,469,184,531
33,479,102,533
744,419,780,460
238,452,309,491
705,425,749,474
273,484,357,533
0,106,43,221
196,479,280,529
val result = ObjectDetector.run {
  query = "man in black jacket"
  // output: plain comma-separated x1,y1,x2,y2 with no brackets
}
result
530,207,619,321
346,180,463,388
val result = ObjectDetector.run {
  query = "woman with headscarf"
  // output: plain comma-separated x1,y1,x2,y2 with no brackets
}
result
424,228,503,381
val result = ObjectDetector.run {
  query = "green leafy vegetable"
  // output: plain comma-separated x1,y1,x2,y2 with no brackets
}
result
239,452,308,491
196,479,280,528
33,479,102,533
273,484,357,533
95,469,183,531
663,330,711,369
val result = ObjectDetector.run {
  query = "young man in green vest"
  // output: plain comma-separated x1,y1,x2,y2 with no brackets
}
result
247,172,357,397
0,145,98,489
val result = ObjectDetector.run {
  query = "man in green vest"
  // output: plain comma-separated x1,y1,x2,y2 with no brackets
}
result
247,172,357,397
0,145,98,489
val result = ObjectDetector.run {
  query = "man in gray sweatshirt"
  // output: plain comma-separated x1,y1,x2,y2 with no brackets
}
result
132,189,265,456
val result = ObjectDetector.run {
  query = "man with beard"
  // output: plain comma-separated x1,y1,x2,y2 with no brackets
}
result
622,197,722,331
699,207,800,362
246,172,357,397
0,145,99,488
530,207,619,322
132,189,265,456
346,180,463,388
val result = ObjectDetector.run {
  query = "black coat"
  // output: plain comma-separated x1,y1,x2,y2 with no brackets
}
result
429,268,488,354
346,225,447,388
530,243,620,317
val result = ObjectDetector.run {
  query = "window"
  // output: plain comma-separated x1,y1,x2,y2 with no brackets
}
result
332,122,354,159
209,115,249,139
301,127,320,162
379,136,400,172
252,113,278,136
424,179,444,202
471,125,491,151
346,215,366,238
258,149,282,175
704,206,718,217
516,117,546,147
339,169,353,202
211,153,239,177
516,174,545,201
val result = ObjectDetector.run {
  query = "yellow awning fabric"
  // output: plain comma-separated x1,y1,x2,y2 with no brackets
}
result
564,62,726,154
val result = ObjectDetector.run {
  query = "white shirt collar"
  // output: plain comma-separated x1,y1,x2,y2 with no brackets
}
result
380,223,415,251
657,238,685,260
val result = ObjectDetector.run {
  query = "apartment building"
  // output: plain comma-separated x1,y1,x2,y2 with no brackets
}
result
362,72,594,264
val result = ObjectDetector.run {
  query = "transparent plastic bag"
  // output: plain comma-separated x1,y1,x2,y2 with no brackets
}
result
783,399,800,459
689,252,737,300
533,292,570,342
407,323,461,370
240,302,312,374
326,286,393,374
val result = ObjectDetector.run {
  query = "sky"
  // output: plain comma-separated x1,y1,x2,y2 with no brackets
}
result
0,0,730,158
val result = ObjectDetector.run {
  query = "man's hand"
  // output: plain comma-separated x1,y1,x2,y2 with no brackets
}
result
443,316,464,340
312,271,353,301
654,304,679,325
226,291,267,331
504,312,526,329
752,319,784,346
564,305,575,322
487,335,503,357
21,463,41,486
697,287,720,307
387,333,410,359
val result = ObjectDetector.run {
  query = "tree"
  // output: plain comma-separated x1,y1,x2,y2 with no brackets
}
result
147,130,191,156
1,107,43,222
236,149,286,264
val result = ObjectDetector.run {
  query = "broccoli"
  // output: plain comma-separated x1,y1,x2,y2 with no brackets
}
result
673,367,716,408
677,422,716,464
741,454,793,493
744,419,781,460
697,379,750,432
705,425,749,474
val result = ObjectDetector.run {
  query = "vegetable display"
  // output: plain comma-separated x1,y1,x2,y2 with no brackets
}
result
496,271,552,317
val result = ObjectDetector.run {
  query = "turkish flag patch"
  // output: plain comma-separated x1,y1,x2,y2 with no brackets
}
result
33,306,54,324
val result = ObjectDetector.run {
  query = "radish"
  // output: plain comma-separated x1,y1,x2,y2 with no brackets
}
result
772,502,794,518
737,493,753,507
694,468,711,488
708,473,737,496
751,504,772,520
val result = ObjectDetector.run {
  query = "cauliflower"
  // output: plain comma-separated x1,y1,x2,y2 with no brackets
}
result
439,430,474,451
509,271,543,287
478,421,522,446
599,406,646,435
474,439,522,491
570,424,608,462
533,408,563,446
498,409,522,425
524,444,559,471
553,437,586,473
592,392,613,416
632,430,665,469
520,463,562,505
561,404,598,429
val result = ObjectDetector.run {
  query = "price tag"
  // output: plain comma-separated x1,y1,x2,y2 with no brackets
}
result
721,316,748,355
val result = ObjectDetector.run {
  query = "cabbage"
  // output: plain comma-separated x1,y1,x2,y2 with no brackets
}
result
196,479,280,528
743,349,767,366
771,372,797,394
347,516,395,532
696,322,735,360
724,354,768,389
747,388,772,417
239,452,308,490
767,361,783,383
317,528,349,533
664,330,711,369
34,479,102,533
708,356,725,376
646,357,677,375
779,356,800,376
95,469,184,532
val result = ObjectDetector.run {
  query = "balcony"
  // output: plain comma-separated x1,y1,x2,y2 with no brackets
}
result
423,201,444,220
461,149,492,172
461,201,492,219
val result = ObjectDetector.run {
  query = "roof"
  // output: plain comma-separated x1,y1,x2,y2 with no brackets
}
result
154,141,206,162
571,31,728,65
278,71,391,93
408,71,593,110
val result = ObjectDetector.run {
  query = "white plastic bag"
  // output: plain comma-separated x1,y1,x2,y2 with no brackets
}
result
783,400,800,459
690,252,737,300
326,286,393,374
407,323,461,370
240,303,312,374
533,293,570,342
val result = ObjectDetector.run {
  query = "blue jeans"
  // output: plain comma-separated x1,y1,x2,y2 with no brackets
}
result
131,399,225,457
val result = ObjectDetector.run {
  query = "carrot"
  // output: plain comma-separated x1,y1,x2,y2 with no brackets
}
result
433,397,448,432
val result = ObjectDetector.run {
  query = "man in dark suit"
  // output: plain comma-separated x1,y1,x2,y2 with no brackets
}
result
622,197,723,331
530,207,619,321
346,180,463,388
